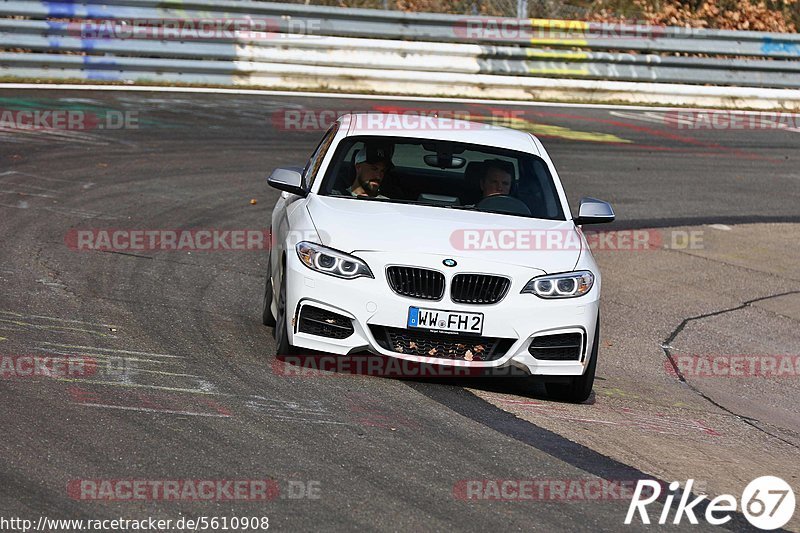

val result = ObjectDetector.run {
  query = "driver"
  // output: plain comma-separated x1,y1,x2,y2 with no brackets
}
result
480,160,513,198
347,144,393,198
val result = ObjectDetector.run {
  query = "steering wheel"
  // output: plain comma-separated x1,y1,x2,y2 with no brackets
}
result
475,195,532,216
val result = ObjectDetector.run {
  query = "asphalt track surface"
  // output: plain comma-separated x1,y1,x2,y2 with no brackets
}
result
0,88,798,532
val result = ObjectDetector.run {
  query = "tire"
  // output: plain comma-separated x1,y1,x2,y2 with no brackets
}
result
261,253,276,327
274,263,299,356
545,315,599,403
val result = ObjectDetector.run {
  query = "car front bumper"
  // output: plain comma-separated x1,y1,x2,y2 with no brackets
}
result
284,250,599,377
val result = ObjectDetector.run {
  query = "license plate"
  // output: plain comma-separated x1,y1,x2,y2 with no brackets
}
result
407,307,483,335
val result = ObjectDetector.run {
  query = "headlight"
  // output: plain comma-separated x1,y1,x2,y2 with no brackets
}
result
296,242,373,280
521,271,594,298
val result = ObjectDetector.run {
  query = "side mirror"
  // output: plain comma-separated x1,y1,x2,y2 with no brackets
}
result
573,197,615,225
267,167,307,196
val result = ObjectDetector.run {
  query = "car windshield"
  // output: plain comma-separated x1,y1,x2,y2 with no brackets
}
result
318,136,565,220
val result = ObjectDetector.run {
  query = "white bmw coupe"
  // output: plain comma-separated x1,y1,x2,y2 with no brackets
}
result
263,113,614,402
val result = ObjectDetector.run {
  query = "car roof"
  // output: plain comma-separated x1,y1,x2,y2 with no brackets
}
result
339,113,540,155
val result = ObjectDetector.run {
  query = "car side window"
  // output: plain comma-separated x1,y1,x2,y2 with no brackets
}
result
519,158,561,218
304,123,339,190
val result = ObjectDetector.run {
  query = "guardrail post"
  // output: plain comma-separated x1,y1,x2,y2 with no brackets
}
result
516,0,528,19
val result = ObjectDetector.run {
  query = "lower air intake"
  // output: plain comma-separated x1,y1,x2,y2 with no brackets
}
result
298,305,354,339
528,332,583,361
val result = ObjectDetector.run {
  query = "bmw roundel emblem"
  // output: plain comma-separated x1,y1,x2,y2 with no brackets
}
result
443,259,457,267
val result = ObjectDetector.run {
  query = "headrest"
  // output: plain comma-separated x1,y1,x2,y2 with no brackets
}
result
482,159,515,179
464,161,489,187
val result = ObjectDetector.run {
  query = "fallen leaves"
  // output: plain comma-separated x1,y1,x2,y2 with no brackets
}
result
586,0,798,32
391,339,490,360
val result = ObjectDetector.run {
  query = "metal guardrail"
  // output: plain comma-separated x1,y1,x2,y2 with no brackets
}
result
5,0,799,55
0,1,798,94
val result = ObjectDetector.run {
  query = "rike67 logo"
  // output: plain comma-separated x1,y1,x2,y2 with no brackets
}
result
625,477,795,530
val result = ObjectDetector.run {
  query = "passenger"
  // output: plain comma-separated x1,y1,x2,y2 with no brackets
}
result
348,145,393,199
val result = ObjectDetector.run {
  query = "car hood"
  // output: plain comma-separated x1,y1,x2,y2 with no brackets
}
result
306,195,582,273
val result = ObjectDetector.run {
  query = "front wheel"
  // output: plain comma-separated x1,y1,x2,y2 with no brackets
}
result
274,264,299,356
261,253,276,327
545,315,599,403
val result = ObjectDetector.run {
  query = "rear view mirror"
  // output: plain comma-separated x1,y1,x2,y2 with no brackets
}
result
267,167,307,196
573,197,615,225
423,154,466,169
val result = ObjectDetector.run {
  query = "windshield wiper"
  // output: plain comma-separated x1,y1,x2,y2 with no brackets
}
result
330,194,480,210
332,195,425,206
